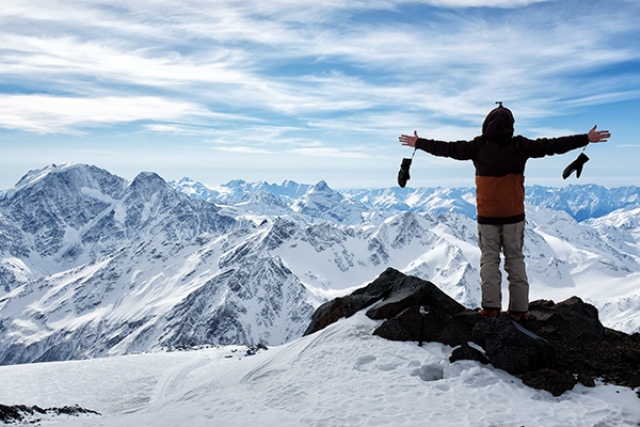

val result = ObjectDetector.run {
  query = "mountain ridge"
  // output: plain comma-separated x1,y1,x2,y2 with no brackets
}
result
168,176,640,223
0,163,639,365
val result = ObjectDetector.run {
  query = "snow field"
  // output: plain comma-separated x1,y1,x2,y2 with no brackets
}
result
1,312,639,427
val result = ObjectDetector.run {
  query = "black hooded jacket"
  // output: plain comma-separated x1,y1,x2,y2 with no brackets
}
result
415,107,589,224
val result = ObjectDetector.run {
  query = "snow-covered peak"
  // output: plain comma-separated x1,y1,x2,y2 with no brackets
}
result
243,190,288,210
224,178,247,187
128,172,168,200
13,163,78,190
7,163,127,201
169,177,221,200
300,180,340,202
291,180,367,224
312,180,330,192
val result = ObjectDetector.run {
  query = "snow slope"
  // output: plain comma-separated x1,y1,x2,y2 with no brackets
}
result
0,312,638,427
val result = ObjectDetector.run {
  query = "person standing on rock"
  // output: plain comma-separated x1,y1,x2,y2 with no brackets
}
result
398,103,610,319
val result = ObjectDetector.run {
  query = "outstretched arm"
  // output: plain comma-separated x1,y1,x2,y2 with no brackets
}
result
398,130,477,160
588,125,610,143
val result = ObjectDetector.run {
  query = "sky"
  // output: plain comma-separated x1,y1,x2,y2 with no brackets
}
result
0,0,638,190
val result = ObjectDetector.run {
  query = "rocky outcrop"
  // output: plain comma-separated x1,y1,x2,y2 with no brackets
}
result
305,267,640,397
0,404,100,424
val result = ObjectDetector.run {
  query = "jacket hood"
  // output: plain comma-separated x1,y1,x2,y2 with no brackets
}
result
482,106,514,143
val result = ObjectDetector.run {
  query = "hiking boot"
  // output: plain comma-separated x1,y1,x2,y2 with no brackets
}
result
478,308,501,318
508,311,531,321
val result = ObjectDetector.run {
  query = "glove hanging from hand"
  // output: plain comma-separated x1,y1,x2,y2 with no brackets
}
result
562,152,589,179
397,148,417,188
397,157,412,188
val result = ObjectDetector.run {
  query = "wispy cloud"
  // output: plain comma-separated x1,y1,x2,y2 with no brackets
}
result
289,146,372,159
214,146,274,155
0,0,638,187
0,94,212,133
1,1,637,130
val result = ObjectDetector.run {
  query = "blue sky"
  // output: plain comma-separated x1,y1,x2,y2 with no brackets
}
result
0,0,638,189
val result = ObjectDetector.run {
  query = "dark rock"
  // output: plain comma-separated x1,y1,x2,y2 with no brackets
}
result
304,269,640,397
527,297,605,341
372,305,480,347
304,267,467,336
449,344,489,365
0,404,99,423
472,317,556,375
0,404,24,423
522,369,577,397
577,372,596,388
52,405,100,416
545,328,640,391
364,273,466,321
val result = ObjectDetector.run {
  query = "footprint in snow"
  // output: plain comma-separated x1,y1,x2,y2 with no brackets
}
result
353,355,377,372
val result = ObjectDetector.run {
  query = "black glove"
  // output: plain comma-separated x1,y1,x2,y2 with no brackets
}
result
562,153,589,179
397,157,412,188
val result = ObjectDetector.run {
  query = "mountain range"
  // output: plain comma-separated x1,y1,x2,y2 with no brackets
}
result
0,163,639,365
169,176,640,223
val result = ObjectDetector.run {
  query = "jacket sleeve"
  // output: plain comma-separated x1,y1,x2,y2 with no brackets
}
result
415,138,478,161
521,134,590,159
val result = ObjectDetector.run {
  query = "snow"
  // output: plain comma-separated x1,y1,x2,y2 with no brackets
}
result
0,312,638,427
1,165,640,425
0,257,33,284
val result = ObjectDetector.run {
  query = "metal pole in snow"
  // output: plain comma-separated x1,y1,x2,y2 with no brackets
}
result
418,305,429,347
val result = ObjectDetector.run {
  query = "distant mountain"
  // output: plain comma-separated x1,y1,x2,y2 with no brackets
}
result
526,185,640,222
1,163,639,366
168,177,311,205
170,178,640,223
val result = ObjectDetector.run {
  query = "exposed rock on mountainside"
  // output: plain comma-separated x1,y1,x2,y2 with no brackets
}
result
305,268,640,397
0,403,100,424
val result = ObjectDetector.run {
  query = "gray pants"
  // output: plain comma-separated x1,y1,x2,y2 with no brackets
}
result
478,221,529,313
